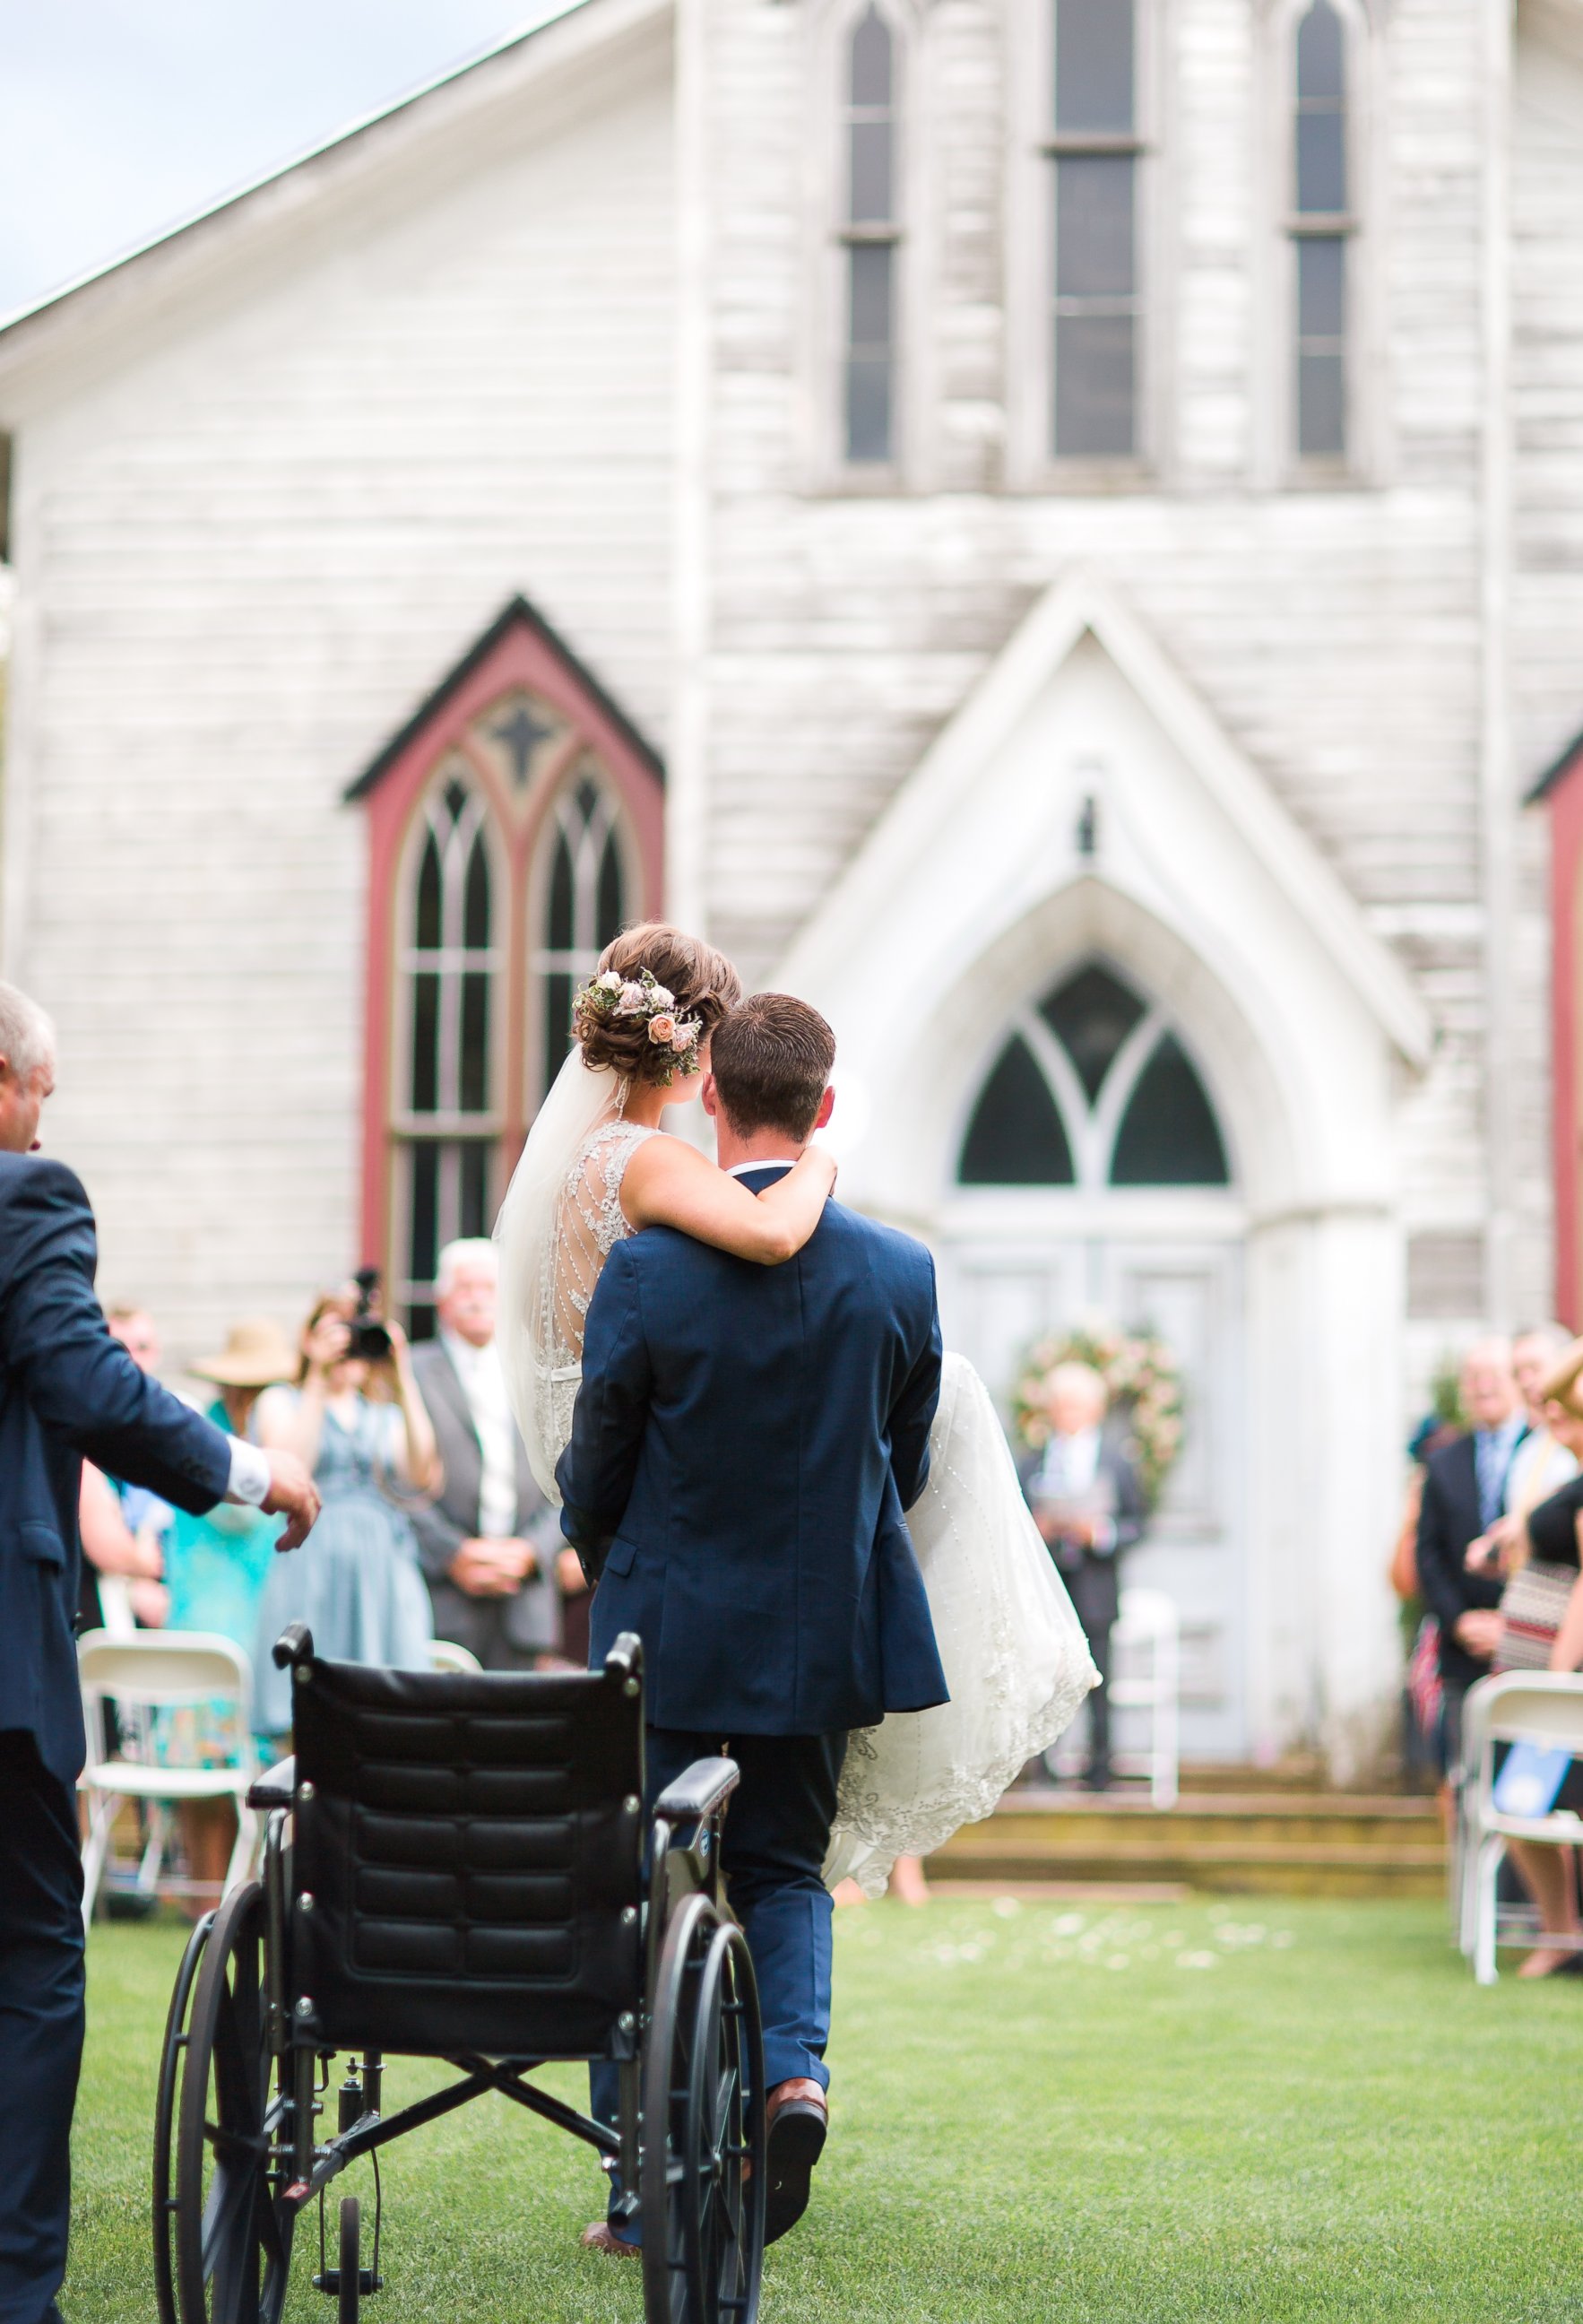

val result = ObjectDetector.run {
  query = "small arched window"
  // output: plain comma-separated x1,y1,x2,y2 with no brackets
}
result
531,771,628,1105
1290,0,1351,461
839,4,901,464
396,776,501,1333
958,961,1229,1189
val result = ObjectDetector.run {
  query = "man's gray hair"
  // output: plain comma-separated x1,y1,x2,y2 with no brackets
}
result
435,1237,497,1298
0,982,56,1081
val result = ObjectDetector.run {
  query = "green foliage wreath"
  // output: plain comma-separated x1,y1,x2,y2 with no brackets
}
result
1010,1319,1185,1511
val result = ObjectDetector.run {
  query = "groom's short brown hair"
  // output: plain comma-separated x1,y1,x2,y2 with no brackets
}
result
710,994,835,1140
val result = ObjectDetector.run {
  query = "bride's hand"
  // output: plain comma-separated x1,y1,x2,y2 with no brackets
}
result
804,1141,838,1193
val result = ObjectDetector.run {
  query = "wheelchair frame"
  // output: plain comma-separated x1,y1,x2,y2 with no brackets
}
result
151,1628,766,2324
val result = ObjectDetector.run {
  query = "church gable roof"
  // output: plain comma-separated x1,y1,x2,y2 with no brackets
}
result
0,0,669,393
346,594,664,804
1527,722,1583,804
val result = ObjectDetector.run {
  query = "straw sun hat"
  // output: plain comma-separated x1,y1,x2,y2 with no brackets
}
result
188,1318,298,1390
1540,1339,1583,1423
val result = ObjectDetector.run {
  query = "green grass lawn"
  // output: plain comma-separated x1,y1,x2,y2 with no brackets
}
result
70,1895,1583,2322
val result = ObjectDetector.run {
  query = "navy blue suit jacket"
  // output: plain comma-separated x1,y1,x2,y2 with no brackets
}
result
557,1167,949,1737
0,1154,233,1783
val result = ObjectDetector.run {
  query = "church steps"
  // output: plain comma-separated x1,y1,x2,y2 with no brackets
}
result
926,1785,1448,1899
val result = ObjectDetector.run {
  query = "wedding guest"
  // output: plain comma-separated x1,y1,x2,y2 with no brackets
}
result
78,1304,177,1633
251,1287,440,1737
1414,1339,1526,1787
1020,1361,1145,1791
1502,1322,1576,1517
409,1240,560,1669
0,978,317,2324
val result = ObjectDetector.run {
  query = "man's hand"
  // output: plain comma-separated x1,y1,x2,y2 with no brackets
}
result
448,1537,535,1599
557,1547,590,1597
1455,1609,1504,1661
262,1451,321,1552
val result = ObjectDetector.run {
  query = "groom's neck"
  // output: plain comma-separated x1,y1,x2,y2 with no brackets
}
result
713,1122,809,1174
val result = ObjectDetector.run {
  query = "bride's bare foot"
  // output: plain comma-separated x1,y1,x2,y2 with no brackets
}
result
887,1854,930,1907
831,1877,867,1908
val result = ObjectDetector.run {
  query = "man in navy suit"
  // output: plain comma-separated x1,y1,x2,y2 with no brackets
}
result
0,982,319,2324
558,992,947,2252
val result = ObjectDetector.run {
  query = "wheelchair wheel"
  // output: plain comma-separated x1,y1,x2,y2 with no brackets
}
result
338,2196,360,2324
153,1912,213,2322
169,1879,296,2323
641,1891,713,2323
684,1919,765,2324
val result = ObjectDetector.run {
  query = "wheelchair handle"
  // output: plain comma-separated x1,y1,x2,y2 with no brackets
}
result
272,1622,315,1671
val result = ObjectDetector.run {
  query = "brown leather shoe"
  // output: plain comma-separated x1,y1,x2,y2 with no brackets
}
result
764,2079,828,2244
581,2220,642,2259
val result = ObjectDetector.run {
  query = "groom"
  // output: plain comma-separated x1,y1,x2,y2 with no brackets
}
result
558,992,947,2251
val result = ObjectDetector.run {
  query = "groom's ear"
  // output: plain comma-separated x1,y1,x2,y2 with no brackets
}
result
814,1086,835,1132
701,1073,720,1120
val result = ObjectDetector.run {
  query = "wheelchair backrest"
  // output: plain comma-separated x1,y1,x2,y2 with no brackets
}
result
287,1647,644,2062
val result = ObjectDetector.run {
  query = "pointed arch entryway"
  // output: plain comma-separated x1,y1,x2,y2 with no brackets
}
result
777,570,1431,1769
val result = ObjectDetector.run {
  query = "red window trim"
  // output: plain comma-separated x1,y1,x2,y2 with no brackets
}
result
348,598,664,1271
1535,727,1583,1328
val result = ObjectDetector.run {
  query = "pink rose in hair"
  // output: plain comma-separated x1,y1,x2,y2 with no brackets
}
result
670,1019,698,1054
616,982,647,1015
648,1014,679,1046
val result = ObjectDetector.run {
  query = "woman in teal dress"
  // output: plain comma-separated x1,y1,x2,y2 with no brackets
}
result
251,1290,441,1739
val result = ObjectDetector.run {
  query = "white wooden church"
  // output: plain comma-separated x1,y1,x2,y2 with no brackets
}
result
2,0,1582,1767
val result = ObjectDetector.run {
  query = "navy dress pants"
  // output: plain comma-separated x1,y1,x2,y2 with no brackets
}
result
0,1733,84,2324
592,1726,845,2233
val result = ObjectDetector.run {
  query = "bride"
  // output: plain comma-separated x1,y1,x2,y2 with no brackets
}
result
495,921,1095,1896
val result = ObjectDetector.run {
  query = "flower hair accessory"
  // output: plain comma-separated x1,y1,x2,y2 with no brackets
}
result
573,966,705,1085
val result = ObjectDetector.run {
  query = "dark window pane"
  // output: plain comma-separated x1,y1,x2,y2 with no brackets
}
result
1298,235,1345,337
409,1142,439,1291
1111,1035,1229,1185
850,118,894,223
1040,964,1145,1102
548,830,575,950
1295,108,1345,213
1055,0,1133,134
459,1142,490,1239
463,831,491,949
851,4,891,107
410,972,439,1114
849,241,894,348
1299,350,1345,456
596,827,625,947
1297,0,1344,102
575,776,600,823
542,970,575,1102
846,357,894,464
415,832,442,951
959,1036,1076,1185
1055,312,1135,456
407,1303,437,1344
459,973,490,1114
1055,155,1135,297
443,778,468,824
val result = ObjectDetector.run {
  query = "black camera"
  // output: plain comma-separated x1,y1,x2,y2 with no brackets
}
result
345,1266,394,1364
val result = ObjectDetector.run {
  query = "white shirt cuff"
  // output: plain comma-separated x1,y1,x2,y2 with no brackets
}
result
225,1435,272,1508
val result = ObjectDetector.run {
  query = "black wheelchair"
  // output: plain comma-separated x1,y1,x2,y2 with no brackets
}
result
152,1626,766,2324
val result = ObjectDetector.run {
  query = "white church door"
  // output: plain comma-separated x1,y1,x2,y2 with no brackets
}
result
938,960,1249,1762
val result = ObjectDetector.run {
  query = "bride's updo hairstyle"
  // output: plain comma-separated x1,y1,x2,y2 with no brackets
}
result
572,922,742,1085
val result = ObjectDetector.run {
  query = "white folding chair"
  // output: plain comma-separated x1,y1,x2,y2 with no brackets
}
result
1108,1587,1181,1809
428,1638,483,1676
1458,1670,1583,1982
77,1630,261,1927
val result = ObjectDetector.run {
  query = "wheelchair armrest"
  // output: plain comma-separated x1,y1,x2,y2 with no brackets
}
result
653,1755,740,1826
247,1756,296,1810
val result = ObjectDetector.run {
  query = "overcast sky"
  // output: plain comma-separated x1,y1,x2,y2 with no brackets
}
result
0,0,558,317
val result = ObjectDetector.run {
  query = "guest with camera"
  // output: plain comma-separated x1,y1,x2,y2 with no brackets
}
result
250,1279,441,1738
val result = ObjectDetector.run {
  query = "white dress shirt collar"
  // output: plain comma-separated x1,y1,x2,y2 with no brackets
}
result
725,1158,800,1178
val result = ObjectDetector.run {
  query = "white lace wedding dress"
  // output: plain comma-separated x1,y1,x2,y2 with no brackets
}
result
496,1053,1097,1899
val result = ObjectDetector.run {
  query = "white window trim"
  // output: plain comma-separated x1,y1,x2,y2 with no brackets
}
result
1253,0,1388,490
801,0,931,493
1005,0,1170,492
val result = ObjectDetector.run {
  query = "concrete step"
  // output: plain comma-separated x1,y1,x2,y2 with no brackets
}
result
926,1782,1449,1899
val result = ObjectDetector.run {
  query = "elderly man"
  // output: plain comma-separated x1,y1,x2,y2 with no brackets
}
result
1415,1337,1527,1777
409,1239,560,1669
0,981,319,2324
1020,1360,1146,1791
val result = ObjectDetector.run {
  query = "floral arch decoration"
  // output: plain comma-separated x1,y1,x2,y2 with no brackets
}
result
349,598,664,1333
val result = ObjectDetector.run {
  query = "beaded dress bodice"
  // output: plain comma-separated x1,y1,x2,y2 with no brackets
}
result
541,1114,657,1461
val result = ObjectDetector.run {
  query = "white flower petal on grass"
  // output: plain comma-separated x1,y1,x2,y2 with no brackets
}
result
1051,1912,1086,1937
1177,1949,1219,1970
991,1896,1021,1919
1104,1955,1130,1971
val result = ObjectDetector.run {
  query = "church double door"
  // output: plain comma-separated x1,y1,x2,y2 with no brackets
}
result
939,1223,1247,1765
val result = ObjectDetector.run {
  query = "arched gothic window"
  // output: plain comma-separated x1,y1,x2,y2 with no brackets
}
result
1290,0,1352,461
958,961,1229,1189
531,772,628,1104
839,4,902,465
354,599,665,1334
395,777,501,1332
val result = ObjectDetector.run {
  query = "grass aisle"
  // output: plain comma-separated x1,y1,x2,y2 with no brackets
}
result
73,1895,1581,2322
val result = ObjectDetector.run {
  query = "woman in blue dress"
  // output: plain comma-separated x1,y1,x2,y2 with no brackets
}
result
252,1288,441,1739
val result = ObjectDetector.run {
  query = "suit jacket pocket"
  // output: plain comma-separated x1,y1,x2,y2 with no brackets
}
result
20,1520,66,1569
603,1535,640,1580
